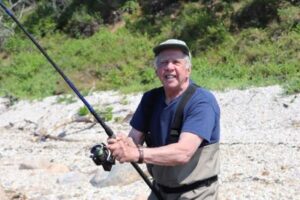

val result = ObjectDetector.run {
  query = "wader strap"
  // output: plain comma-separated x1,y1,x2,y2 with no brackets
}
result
157,175,218,194
169,84,197,143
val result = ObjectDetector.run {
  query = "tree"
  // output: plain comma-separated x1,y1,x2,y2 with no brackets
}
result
0,0,36,47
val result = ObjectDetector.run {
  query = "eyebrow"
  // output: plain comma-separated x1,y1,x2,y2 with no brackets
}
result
158,55,185,61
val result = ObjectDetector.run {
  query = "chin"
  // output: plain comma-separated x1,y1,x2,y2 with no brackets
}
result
163,83,179,90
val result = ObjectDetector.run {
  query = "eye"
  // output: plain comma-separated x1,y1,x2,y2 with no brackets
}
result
173,60,182,66
158,60,169,67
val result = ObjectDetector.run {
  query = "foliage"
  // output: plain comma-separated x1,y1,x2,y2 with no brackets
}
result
284,76,300,95
23,0,59,36
77,105,113,121
98,106,113,121
56,94,77,104
0,0,36,47
0,36,58,98
120,96,129,105
22,0,134,38
55,1,102,38
114,116,124,123
231,0,280,29
0,0,299,99
77,106,89,116
127,2,232,54
171,3,230,54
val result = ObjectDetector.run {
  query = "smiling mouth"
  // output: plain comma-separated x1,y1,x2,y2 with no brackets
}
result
164,75,176,80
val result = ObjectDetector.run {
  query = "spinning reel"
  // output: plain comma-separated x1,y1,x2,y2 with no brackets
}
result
90,143,115,171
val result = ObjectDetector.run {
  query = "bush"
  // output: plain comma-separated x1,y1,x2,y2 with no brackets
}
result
0,36,57,98
138,0,178,15
2,35,33,53
1,0,300,98
23,0,63,36
98,106,113,121
284,76,300,95
57,3,102,38
56,95,77,104
78,106,89,116
232,0,280,29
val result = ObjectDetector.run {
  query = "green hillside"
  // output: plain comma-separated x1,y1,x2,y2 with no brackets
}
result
0,0,299,99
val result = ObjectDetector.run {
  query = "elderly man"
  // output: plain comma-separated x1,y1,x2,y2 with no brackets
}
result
108,39,220,200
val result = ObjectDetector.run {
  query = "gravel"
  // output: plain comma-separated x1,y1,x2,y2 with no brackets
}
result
0,85,299,200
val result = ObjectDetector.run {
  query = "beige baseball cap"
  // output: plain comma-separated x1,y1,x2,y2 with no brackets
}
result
153,39,190,57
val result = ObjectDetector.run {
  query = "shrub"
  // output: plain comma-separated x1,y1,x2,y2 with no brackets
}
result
284,76,300,95
97,106,113,121
56,95,77,104
232,0,280,29
78,106,89,116
23,0,63,36
58,4,102,38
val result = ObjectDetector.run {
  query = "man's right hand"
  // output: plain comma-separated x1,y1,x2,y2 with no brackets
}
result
107,134,140,163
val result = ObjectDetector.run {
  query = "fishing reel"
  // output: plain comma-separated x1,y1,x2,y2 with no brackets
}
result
90,143,115,171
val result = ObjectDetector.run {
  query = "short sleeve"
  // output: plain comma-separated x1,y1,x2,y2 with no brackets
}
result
130,94,148,132
181,100,216,142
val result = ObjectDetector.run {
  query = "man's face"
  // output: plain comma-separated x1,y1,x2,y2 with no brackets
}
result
156,49,191,91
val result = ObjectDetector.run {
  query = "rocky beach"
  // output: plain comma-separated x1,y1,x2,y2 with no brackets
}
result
0,85,299,200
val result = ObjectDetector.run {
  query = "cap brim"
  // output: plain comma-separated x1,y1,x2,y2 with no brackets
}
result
153,44,190,56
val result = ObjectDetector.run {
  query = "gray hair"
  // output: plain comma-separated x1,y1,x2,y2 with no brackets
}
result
154,53,192,69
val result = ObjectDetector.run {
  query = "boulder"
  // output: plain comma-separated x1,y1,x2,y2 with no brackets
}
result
0,185,8,200
90,163,148,187
19,159,70,173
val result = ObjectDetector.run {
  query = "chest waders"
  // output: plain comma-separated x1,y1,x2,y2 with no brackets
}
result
0,2,163,200
145,84,220,196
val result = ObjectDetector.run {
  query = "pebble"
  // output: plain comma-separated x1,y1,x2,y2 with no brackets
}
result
0,85,299,199
56,172,87,184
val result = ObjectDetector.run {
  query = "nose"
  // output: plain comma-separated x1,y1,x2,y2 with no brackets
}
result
164,61,175,70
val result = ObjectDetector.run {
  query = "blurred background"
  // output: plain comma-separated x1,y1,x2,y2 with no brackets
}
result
0,0,299,99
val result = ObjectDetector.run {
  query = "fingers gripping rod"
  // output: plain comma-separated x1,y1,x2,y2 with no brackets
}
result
0,2,163,200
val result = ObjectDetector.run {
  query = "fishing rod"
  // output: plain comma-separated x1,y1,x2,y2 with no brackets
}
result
0,2,163,200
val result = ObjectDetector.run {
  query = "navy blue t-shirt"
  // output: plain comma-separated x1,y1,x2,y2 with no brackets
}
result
130,83,220,147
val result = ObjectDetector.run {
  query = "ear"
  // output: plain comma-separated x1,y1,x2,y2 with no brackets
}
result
187,67,191,75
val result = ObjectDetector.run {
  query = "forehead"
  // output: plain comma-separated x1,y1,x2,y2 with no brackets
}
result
157,49,185,60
